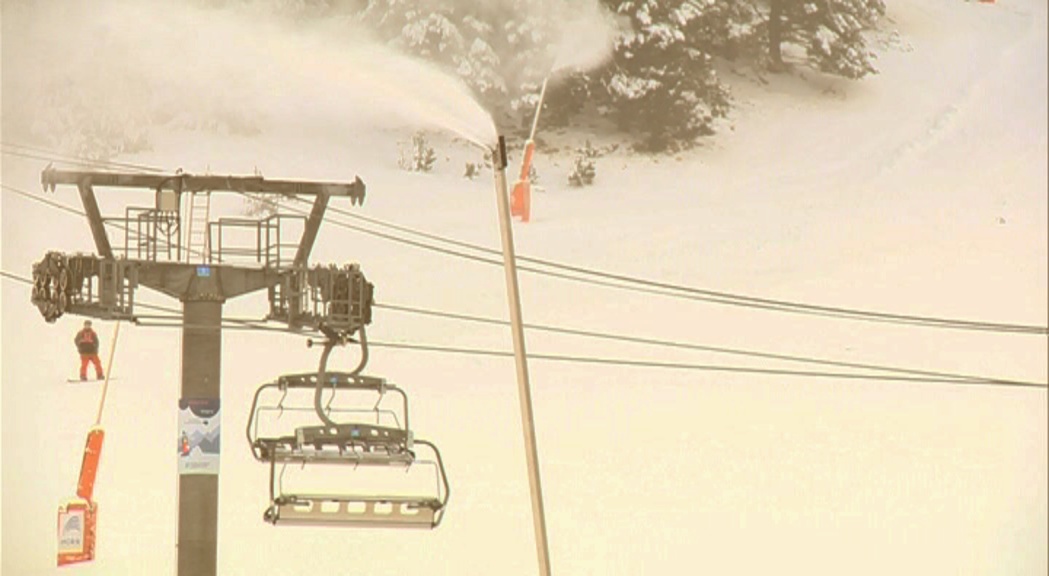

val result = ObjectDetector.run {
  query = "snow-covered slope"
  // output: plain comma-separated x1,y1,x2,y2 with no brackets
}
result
2,0,1045,575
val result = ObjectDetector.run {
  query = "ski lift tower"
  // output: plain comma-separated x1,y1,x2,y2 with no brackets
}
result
31,166,371,576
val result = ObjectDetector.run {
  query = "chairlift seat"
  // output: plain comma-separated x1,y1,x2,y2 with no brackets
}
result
248,369,449,529
253,422,413,464
262,442,416,466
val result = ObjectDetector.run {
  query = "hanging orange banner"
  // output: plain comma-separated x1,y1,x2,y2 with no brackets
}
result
76,427,105,501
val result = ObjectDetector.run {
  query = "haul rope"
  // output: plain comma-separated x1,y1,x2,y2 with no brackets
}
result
94,321,121,426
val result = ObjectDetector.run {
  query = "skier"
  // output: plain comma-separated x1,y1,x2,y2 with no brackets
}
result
74,320,104,381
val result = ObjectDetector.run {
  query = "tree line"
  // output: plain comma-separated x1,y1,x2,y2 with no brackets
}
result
262,0,887,151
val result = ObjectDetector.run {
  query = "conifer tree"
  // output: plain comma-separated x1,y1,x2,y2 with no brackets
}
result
762,0,886,78
356,0,507,105
593,0,732,151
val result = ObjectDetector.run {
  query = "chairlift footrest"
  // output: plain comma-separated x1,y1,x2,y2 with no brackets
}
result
268,494,441,528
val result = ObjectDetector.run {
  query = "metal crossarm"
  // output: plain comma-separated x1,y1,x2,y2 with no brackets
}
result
42,168,366,203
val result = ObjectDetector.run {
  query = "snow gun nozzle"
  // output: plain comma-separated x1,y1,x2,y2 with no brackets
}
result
495,136,508,170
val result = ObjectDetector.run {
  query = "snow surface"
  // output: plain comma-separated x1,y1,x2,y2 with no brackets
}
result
2,0,1047,575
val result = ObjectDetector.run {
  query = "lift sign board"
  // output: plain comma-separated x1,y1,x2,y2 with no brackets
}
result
178,398,220,475
57,500,96,566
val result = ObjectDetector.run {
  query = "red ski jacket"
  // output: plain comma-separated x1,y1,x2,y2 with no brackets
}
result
75,328,99,355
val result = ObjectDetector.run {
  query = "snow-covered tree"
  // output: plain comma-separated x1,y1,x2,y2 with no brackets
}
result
349,2,739,148
397,132,438,172
684,1,766,64
221,0,886,157
356,1,507,107
593,0,733,151
495,3,563,131
762,0,885,78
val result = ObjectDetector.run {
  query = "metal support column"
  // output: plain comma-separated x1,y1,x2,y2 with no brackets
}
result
293,194,330,267
77,184,114,259
178,300,222,576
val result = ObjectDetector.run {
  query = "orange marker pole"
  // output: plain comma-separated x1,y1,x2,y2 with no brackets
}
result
94,321,121,426
75,427,106,501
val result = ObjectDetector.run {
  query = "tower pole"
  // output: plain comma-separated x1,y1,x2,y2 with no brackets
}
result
177,299,222,576
493,136,552,576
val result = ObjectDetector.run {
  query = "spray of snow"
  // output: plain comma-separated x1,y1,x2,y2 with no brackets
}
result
549,2,619,76
3,0,624,152
4,0,498,152
261,34,500,148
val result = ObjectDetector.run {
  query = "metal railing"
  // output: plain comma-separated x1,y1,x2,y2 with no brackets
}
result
209,214,304,268
120,207,182,262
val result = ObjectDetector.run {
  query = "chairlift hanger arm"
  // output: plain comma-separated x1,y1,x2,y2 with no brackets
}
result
42,167,366,201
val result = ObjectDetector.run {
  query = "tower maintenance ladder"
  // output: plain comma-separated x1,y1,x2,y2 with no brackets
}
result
184,191,212,262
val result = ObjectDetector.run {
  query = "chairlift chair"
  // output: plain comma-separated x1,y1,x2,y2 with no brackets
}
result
247,368,449,529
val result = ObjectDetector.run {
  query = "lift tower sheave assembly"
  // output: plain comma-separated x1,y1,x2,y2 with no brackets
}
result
32,167,371,576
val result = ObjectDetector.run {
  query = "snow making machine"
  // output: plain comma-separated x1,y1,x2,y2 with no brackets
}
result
247,329,449,528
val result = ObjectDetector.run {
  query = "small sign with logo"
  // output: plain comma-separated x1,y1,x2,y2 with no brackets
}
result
179,398,220,475
57,499,96,565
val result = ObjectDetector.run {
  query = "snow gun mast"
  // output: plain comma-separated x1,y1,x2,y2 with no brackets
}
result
510,78,548,223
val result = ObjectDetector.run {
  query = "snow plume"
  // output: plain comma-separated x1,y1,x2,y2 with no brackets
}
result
3,0,498,154
491,0,619,80
548,2,619,76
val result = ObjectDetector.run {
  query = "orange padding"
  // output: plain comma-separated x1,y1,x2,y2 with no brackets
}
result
518,141,536,180
76,428,105,501
511,180,531,223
